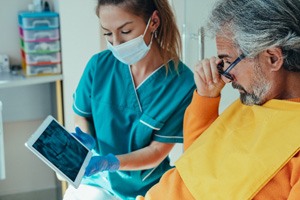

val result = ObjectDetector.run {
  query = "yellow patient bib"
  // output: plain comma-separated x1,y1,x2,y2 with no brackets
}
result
176,99,300,200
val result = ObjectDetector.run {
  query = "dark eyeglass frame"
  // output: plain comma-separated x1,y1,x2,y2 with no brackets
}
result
217,54,245,81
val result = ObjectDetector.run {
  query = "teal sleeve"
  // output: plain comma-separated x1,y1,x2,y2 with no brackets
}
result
72,54,98,117
153,86,194,143
150,62,195,143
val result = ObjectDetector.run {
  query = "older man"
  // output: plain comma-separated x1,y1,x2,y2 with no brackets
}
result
137,0,300,199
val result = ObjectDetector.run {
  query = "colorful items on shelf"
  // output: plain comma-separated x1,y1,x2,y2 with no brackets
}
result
18,11,61,76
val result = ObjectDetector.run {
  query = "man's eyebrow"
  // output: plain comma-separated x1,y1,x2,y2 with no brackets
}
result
101,21,134,31
218,54,231,59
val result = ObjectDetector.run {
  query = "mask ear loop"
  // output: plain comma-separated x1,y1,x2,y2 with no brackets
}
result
143,17,154,47
148,31,154,47
143,17,152,36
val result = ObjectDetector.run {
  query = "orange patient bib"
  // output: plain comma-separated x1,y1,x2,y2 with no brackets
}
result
176,99,300,200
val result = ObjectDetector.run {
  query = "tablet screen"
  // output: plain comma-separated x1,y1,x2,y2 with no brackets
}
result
25,115,92,188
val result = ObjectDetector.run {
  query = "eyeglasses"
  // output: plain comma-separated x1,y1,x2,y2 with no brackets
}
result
217,54,245,81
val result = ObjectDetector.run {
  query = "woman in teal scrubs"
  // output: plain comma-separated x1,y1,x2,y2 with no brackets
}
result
63,0,195,199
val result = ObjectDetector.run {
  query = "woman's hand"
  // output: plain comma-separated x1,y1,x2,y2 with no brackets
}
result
72,127,96,150
85,154,120,176
194,57,225,98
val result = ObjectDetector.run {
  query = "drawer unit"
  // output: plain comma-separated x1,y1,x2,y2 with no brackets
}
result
19,27,60,42
18,11,62,76
25,63,61,76
21,39,60,54
21,50,61,65
18,12,59,29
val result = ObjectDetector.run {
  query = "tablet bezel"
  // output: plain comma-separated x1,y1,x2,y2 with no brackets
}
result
25,115,92,188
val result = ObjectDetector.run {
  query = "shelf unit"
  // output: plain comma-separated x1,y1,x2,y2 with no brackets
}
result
0,72,62,88
0,72,64,126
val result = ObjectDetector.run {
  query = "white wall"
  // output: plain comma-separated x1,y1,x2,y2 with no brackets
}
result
55,0,101,132
171,0,218,66
0,0,31,65
0,101,5,180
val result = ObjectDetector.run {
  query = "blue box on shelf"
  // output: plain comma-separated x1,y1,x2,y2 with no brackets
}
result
18,11,59,30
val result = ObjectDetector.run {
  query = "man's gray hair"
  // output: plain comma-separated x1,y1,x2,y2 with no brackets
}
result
207,0,300,72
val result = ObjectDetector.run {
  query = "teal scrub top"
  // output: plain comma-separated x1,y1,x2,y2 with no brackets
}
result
73,50,195,199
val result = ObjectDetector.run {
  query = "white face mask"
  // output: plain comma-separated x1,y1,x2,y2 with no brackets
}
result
107,18,153,65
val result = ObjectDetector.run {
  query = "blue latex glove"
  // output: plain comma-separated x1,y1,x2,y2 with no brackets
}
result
85,154,120,176
72,127,96,150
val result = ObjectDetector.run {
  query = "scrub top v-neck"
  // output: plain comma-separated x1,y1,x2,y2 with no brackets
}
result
73,50,195,199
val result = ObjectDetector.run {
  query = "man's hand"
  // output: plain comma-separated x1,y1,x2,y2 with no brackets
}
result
194,57,226,98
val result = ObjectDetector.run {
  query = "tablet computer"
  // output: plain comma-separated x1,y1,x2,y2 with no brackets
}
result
25,115,92,188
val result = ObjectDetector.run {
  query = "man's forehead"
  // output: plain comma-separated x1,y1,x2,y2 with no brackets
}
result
216,35,239,58
216,35,236,48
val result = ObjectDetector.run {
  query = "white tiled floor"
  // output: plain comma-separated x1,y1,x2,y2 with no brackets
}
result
0,188,62,200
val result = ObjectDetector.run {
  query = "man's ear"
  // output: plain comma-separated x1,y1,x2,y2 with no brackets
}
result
264,47,284,72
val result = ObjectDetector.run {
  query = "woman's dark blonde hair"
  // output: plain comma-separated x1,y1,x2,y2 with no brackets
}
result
96,0,182,71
